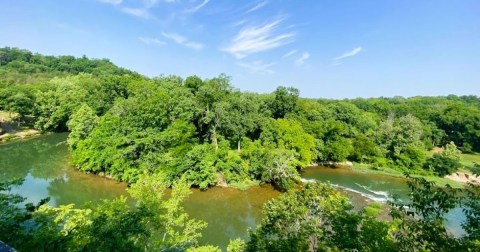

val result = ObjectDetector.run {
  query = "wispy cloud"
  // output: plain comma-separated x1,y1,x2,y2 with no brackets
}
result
333,47,363,61
222,17,295,59
185,0,210,13
141,0,161,8
113,0,168,19
246,0,269,13
55,22,90,36
139,37,166,46
295,52,310,65
121,7,153,19
232,19,247,27
161,32,204,50
282,49,297,58
238,60,276,74
97,0,122,5
331,61,343,66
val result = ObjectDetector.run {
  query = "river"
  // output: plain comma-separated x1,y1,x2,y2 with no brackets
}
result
0,133,466,249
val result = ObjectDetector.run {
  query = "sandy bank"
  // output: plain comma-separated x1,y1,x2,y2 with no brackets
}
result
445,172,480,184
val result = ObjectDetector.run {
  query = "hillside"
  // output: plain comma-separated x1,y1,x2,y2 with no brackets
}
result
0,47,138,85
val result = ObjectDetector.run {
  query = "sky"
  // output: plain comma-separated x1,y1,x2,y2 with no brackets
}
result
0,0,479,98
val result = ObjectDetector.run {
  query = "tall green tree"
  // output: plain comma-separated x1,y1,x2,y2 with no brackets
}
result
67,104,99,150
196,74,233,149
270,86,299,119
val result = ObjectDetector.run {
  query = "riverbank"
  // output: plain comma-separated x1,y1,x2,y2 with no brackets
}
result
305,161,466,188
347,162,471,188
445,172,480,184
0,128,41,143
0,111,41,143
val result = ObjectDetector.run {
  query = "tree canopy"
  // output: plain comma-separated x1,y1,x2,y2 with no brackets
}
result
2,48,480,189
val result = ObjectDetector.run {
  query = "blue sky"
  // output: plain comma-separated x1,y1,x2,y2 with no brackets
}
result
0,0,479,98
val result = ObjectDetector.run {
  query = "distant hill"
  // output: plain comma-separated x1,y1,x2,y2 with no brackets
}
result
0,47,139,85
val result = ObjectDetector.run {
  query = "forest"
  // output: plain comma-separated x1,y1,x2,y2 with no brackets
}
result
1,47,480,251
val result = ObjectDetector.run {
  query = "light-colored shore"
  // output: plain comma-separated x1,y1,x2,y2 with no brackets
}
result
445,172,480,184
0,111,41,143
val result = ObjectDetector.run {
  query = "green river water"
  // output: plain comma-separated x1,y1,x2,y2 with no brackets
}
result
0,133,465,249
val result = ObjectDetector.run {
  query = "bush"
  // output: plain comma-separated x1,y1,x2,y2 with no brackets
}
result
424,153,461,176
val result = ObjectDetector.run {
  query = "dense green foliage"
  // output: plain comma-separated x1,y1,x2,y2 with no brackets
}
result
424,142,463,176
0,47,135,85
247,182,394,251
246,177,480,251
2,47,480,190
0,174,209,251
424,153,461,176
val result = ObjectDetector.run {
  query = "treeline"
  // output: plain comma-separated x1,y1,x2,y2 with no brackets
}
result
2,175,480,251
0,47,136,85
1,48,480,189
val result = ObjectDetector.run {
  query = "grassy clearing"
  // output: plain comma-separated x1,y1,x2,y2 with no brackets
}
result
0,110,12,118
418,175,464,188
0,110,40,143
0,110,23,130
350,162,465,188
229,180,261,191
0,110,14,124
460,153,480,167
350,163,404,178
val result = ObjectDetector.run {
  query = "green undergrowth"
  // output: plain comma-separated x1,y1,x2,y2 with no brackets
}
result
228,180,261,191
460,153,480,167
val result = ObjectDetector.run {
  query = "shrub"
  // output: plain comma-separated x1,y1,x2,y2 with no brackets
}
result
424,153,461,176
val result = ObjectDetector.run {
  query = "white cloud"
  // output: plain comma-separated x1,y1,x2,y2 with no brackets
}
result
333,46,363,61
185,0,210,13
246,0,268,13
162,32,204,50
101,0,171,20
222,17,295,59
97,0,122,5
139,37,166,46
121,7,152,19
294,52,310,65
237,60,275,74
232,19,247,27
282,49,297,58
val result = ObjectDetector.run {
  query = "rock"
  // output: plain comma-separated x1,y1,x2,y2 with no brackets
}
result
216,173,228,187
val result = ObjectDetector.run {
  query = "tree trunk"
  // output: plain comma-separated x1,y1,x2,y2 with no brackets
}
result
212,127,218,150
237,138,241,153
